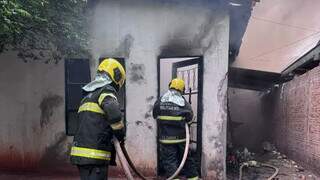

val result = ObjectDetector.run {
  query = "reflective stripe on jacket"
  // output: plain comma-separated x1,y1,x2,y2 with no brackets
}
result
70,85,124,165
153,95,193,144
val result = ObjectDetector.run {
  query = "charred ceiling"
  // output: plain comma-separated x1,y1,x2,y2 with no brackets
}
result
229,67,283,91
229,0,259,63
229,43,320,91
282,43,320,76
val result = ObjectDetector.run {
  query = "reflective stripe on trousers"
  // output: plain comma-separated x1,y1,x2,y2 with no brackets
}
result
173,177,199,180
71,146,111,160
188,176,199,180
159,139,186,144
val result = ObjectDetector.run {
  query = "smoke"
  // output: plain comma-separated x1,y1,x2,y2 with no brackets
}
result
159,1,227,57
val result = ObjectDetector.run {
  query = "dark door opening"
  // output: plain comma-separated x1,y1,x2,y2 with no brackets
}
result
157,56,203,177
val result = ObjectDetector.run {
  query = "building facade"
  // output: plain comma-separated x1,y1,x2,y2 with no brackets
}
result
0,0,230,179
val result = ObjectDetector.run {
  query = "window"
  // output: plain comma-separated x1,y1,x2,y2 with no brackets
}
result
65,58,91,135
65,58,126,136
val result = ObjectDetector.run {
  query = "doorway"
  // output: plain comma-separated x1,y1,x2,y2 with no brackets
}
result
157,56,203,176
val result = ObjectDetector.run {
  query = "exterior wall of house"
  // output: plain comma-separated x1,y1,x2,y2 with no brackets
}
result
89,1,229,178
0,52,72,172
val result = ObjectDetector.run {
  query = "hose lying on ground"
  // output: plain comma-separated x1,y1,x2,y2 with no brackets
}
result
113,138,134,180
239,160,279,180
260,163,279,180
167,123,190,180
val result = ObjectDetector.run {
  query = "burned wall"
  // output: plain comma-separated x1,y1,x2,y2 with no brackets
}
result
0,52,72,172
90,0,229,178
0,1,230,178
228,88,269,152
268,66,320,175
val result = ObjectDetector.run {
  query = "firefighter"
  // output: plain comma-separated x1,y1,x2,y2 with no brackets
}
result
153,78,199,180
70,58,126,180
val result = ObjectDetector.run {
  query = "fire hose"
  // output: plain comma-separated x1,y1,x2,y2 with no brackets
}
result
239,160,279,180
113,137,134,180
113,124,190,180
167,123,190,180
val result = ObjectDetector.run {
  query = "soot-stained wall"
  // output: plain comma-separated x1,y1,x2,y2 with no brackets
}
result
0,52,73,172
90,0,229,178
228,88,269,152
0,1,229,178
267,66,320,175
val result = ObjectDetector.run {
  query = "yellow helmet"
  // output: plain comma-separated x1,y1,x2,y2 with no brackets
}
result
98,58,126,88
169,78,185,93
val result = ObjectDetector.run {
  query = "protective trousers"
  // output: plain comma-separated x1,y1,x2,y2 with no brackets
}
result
77,165,108,180
159,143,199,179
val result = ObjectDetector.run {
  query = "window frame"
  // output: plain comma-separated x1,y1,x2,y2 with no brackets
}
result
65,58,91,136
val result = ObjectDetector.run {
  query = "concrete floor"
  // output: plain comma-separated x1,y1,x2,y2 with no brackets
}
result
0,167,129,180
0,176,127,180
0,169,154,180
0,175,78,180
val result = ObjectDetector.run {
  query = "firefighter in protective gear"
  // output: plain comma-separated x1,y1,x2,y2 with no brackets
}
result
70,58,126,180
153,78,199,180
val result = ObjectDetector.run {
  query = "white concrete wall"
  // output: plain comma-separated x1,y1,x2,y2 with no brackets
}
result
0,52,69,170
90,0,229,179
0,1,229,178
